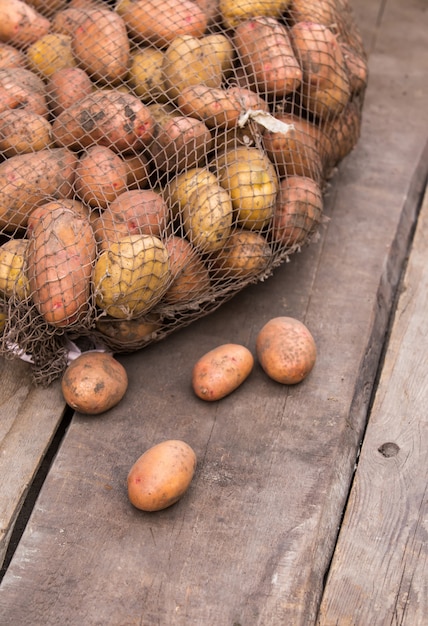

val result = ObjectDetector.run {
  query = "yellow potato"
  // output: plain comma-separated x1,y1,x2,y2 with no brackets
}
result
0,109,52,156
128,47,167,103
127,440,197,512
214,146,278,230
182,183,233,254
192,343,254,401
0,238,29,299
164,167,219,218
27,33,76,79
219,0,291,29
93,233,170,319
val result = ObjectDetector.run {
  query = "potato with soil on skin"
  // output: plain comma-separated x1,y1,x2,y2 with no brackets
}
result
52,90,155,153
74,145,128,209
290,22,351,120
0,67,48,117
256,316,317,384
127,440,197,512
322,99,362,170
163,235,211,305
192,343,254,401
27,199,92,236
72,8,130,84
47,66,93,118
340,43,369,95
95,189,170,250
116,0,207,47
233,16,302,99
214,146,279,231
0,238,29,300
271,176,323,248
27,207,96,327
95,315,161,347
177,84,242,131
27,33,76,80
93,233,171,319
128,47,167,103
162,34,223,102
0,0,50,49
0,147,77,231
51,6,94,36
149,113,213,175
0,109,53,156
0,42,26,69
61,351,128,415
211,229,272,280
123,153,150,190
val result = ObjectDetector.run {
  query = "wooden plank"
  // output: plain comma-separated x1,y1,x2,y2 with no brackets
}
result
0,358,65,569
0,0,427,624
318,185,428,626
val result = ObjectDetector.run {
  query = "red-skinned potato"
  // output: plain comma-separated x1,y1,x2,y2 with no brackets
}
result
47,67,93,118
75,145,128,208
127,440,197,512
256,316,316,384
61,351,128,414
192,343,254,401
0,0,50,49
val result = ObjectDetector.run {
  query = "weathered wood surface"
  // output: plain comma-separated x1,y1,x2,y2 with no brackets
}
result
0,0,428,624
318,187,428,626
0,358,64,570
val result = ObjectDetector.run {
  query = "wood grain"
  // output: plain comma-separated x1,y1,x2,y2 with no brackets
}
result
318,186,428,626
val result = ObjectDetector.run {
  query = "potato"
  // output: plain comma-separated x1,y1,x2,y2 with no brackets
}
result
290,22,351,119
178,85,242,130
0,109,52,156
162,34,223,102
200,33,234,75
47,66,93,117
95,315,161,347
116,0,207,47
340,43,369,95
164,167,218,218
322,99,362,169
27,33,76,79
288,0,335,26
26,0,68,17
72,8,130,84
93,233,170,319
262,114,323,181
128,47,167,103
0,148,77,231
52,90,155,153
219,0,291,29
127,440,197,512
0,238,29,299
0,42,27,69
256,316,316,384
27,207,96,327
214,146,278,230
27,198,91,235
0,67,47,117
61,351,128,414
75,145,128,208
182,183,233,254
123,153,150,190
0,0,50,49
212,229,271,280
95,189,170,249
149,114,213,175
233,16,302,98
194,0,220,26
51,6,94,36
163,235,211,305
192,343,253,401
271,176,323,247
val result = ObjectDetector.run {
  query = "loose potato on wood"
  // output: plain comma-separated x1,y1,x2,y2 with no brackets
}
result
116,0,208,47
233,16,302,99
61,351,128,415
95,189,170,249
27,207,96,327
127,440,197,512
163,235,211,305
192,343,254,401
0,148,77,231
0,109,53,156
52,90,155,153
256,316,317,384
0,0,50,49
47,66,92,118
290,22,351,120
75,145,128,208
72,8,130,84
271,176,323,247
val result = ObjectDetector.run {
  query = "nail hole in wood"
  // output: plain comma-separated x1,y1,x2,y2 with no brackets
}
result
378,442,400,457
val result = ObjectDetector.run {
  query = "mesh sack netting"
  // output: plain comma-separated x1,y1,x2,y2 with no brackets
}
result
0,0,368,385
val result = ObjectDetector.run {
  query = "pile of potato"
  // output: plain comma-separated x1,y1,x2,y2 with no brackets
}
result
0,0,368,384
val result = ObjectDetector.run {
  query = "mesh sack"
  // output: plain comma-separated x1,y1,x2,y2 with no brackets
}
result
0,0,368,385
